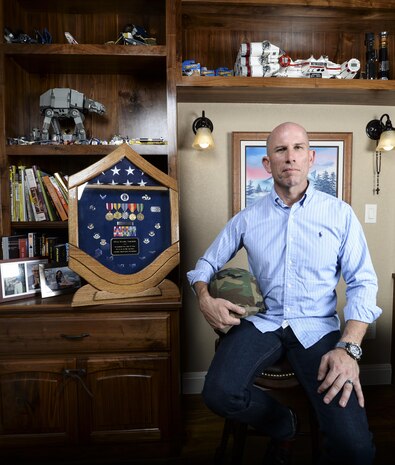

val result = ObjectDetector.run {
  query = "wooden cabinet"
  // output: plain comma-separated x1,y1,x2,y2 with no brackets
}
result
0,298,181,461
177,0,395,105
0,2,181,460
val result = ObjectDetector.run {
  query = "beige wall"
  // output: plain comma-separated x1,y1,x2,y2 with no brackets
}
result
178,102,395,376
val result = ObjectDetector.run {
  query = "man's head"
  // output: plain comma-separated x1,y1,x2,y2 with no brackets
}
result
263,122,315,202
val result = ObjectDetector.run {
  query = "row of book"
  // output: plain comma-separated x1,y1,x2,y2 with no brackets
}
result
10,165,69,222
1,232,69,263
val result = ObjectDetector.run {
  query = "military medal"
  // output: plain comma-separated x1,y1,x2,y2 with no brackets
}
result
129,203,137,221
105,203,114,221
113,203,122,219
121,203,129,219
137,203,144,221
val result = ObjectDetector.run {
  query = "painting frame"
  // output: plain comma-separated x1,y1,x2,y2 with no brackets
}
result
232,131,352,215
39,264,82,298
0,257,48,303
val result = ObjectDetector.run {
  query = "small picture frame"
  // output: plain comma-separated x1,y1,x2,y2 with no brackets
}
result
39,264,82,298
0,258,48,302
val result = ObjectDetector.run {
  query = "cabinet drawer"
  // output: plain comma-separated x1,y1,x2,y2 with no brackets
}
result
0,313,171,354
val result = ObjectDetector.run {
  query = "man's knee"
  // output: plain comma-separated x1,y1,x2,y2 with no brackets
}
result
202,377,248,417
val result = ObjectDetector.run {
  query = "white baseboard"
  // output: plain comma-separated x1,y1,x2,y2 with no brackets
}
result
182,364,392,395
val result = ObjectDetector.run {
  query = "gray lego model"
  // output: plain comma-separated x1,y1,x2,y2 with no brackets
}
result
40,88,106,143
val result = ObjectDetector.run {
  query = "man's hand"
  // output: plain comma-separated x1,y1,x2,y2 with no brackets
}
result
317,348,364,408
194,281,245,331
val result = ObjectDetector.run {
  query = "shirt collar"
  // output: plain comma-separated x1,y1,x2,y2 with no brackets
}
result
271,182,315,208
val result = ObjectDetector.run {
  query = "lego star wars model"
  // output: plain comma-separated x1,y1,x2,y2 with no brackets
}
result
39,88,106,143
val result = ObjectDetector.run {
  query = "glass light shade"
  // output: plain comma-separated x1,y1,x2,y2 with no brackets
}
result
192,127,215,150
377,129,395,151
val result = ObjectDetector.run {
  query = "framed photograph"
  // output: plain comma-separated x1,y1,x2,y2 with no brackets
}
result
39,264,82,298
0,258,48,302
232,131,352,215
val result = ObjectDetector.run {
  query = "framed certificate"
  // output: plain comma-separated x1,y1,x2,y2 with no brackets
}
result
68,144,179,305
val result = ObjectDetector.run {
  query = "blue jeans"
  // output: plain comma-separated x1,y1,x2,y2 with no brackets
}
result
202,320,375,465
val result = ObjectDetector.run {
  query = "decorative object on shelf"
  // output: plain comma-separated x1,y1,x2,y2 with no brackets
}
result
39,88,106,143
0,257,48,303
39,264,81,298
378,31,390,80
3,26,52,44
107,24,157,46
68,144,180,306
365,32,377,79
366,113,395,194
232,132,352,215
192,111,214,151
64,32,78,44
234,40,360,79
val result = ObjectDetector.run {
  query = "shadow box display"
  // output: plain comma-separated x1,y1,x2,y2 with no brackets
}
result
68,144,180,306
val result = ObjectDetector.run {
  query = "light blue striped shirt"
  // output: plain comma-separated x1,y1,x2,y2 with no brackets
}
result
187,184,382,348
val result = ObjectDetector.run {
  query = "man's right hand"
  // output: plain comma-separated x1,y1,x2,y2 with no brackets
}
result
194,281,246,331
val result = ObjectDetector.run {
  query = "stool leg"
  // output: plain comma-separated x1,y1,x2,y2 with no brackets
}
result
214,419,233,464
230,422,248,465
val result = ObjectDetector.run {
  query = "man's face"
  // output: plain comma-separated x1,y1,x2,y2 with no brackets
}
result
262,124,315,191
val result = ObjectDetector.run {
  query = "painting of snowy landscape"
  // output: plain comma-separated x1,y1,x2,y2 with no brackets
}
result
240,139,345,210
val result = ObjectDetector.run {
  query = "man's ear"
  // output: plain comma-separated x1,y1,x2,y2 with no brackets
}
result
262,156,271,173
309,149,316,167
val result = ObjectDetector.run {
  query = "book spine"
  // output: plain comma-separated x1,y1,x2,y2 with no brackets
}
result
32,165,49,220
9,165,17,221
49,176,69,215
18,237,28,258
2,236,9,260
25,168,47,221
36,169,59,221
28,232,40,258
17,166,27,221
42,176,68,221
54,172,68,203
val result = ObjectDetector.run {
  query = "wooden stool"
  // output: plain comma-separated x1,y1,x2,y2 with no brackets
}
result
213,355,320,465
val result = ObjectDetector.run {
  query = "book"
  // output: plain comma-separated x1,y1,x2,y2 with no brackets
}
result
17,165,27,221
9,165,17,221
42,175,68,221
35,169,59,221
25,168,47,221
18,237,28,258
49,175,68,214
32,165,50,221
27,231,42,257
54,172,68,203
2,234,28,259
45,236,60,261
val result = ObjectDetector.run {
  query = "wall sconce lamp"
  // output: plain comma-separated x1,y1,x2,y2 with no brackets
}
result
192,111,214,150
366,113,395,194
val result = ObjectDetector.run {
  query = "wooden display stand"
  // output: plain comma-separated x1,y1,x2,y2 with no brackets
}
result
68,144,180,306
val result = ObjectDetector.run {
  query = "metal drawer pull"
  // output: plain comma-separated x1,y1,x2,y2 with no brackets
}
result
60,333,90,340
63,369,93,397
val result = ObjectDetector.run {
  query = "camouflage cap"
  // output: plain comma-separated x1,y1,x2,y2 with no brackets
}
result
208,268,266,318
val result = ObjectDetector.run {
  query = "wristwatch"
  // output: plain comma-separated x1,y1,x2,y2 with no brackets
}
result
335,341,362,361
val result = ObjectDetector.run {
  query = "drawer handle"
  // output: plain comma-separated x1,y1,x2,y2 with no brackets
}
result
60,333,90,340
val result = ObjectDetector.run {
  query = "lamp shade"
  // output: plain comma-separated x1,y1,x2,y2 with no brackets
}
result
192,127,215,150
377,129,395,151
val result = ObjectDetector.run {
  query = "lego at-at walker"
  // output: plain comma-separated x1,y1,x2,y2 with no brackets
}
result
39,88,106,143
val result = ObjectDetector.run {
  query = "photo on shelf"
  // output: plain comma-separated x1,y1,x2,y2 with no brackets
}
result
39,264,82,298
0,258,48,303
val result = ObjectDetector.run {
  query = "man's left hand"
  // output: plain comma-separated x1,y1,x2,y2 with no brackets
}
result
317,348,364,408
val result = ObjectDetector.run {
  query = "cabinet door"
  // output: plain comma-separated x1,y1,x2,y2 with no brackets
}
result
0,358,78,447
79,355,173,444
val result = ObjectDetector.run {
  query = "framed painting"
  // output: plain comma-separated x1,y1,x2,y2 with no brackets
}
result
0,257,48,302
232,131,352,215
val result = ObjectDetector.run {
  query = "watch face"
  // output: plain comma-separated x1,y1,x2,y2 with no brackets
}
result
348,343,362,359
77,158,171,275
